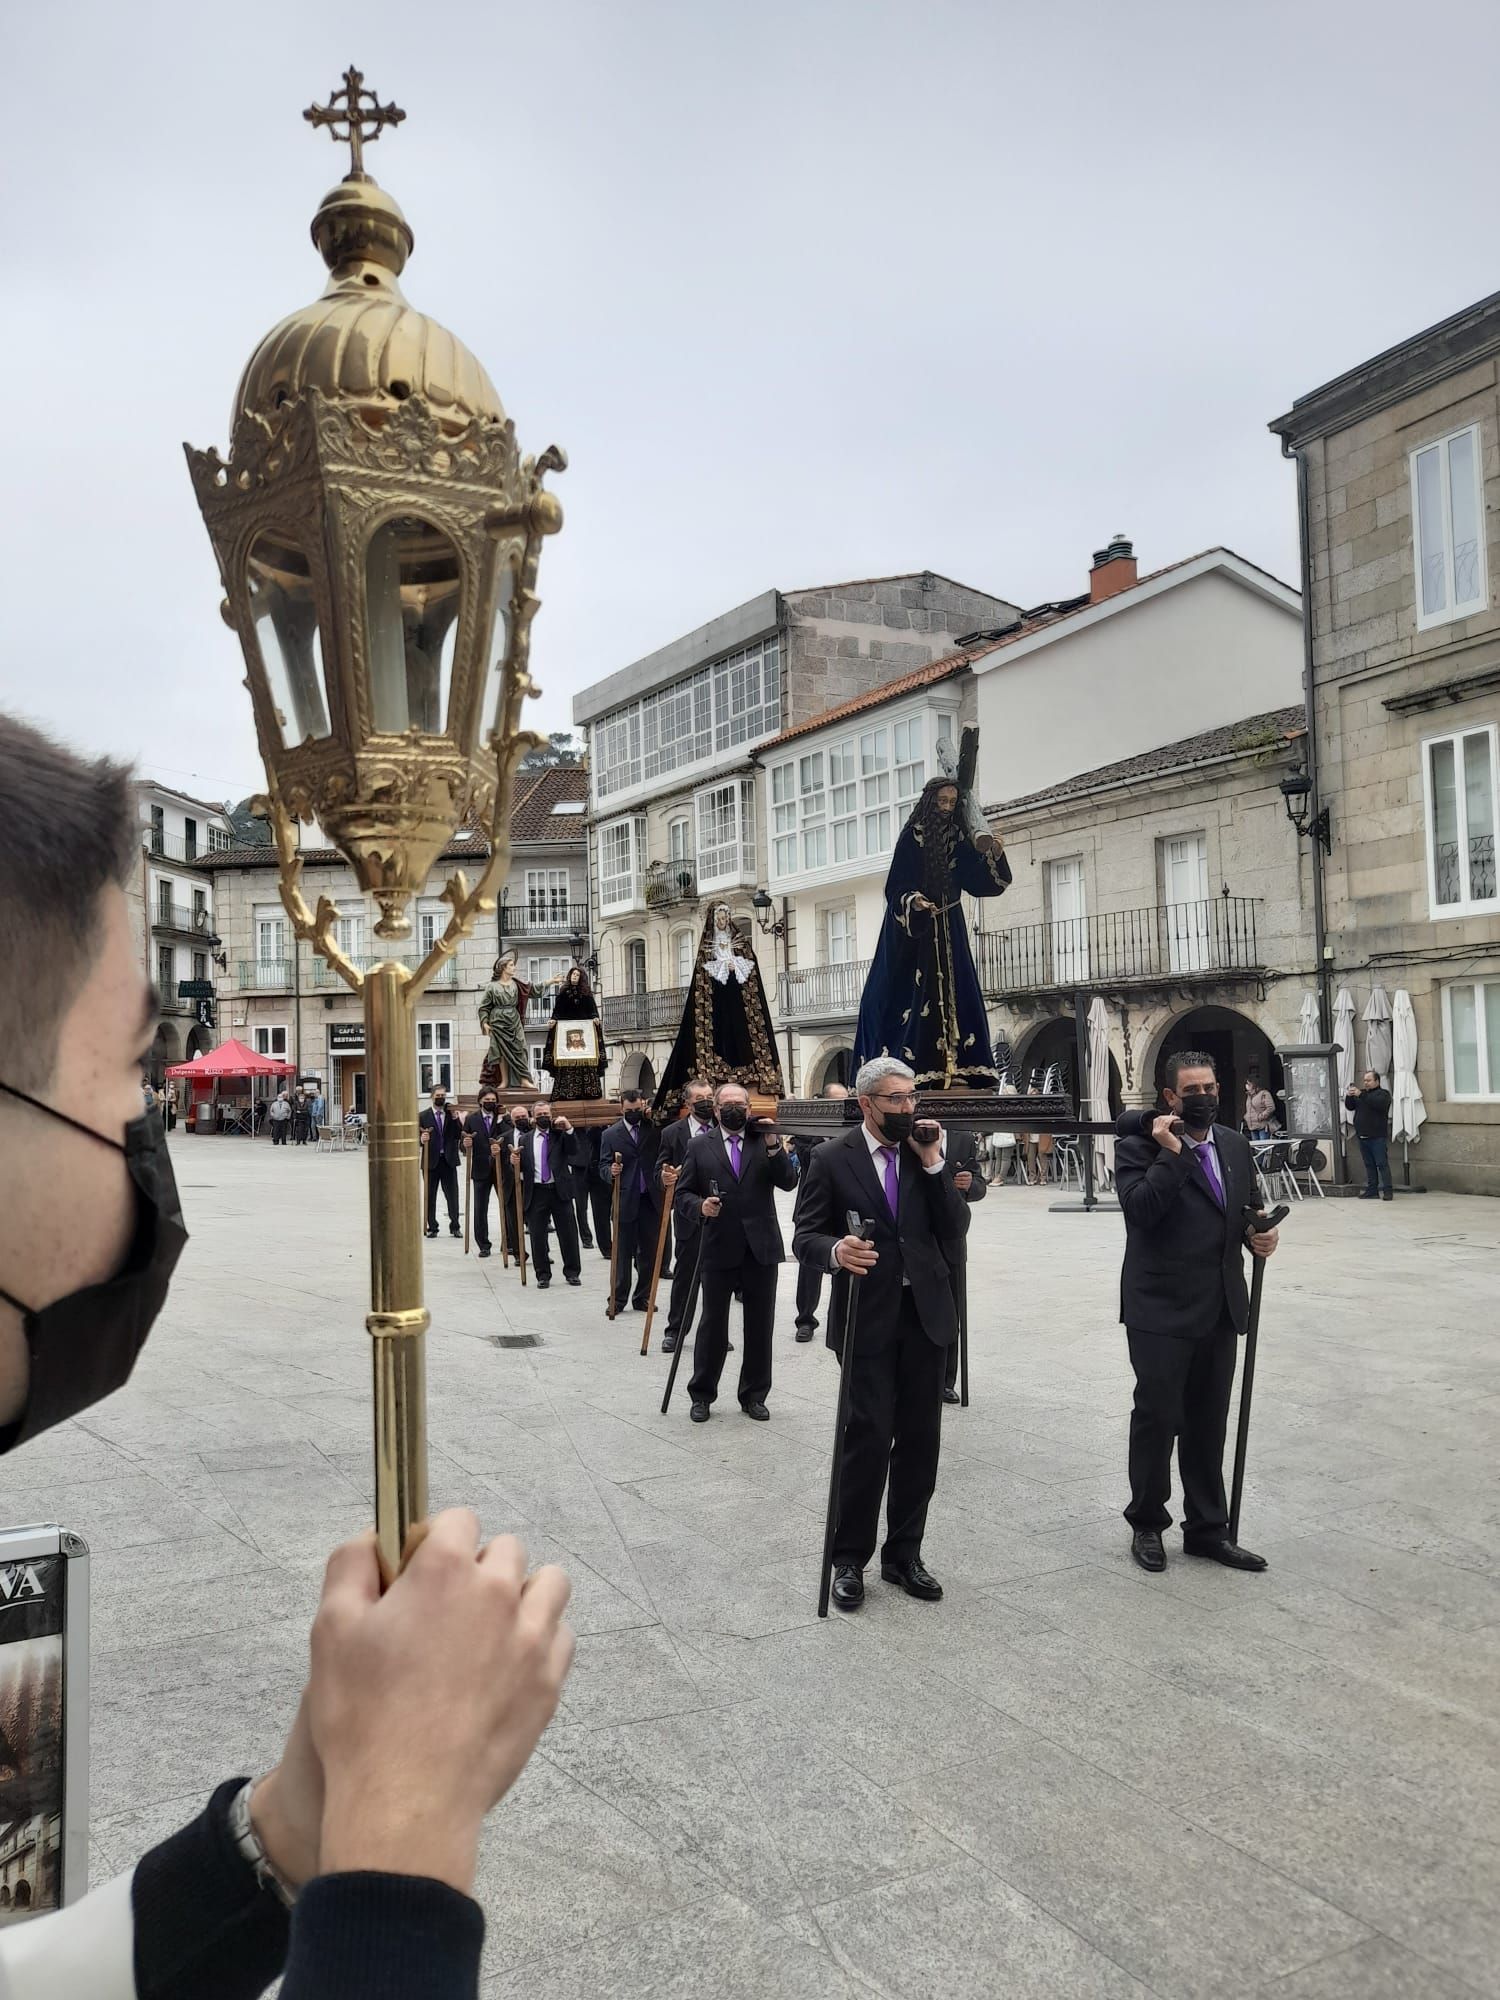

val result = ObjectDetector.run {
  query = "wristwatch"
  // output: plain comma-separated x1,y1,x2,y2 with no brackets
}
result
227,1779,299,1909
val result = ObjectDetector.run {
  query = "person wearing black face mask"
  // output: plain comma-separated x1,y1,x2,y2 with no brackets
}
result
418,1088,463,1239
514,1101,581,1288
600,1090,660,1313
1113,1052,1279,1575
654,1080,717,1353
463,1092,505,1258
0,714,576,2000
790,1081,849,1343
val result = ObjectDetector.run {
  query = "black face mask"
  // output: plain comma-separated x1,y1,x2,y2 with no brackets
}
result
690,1099,713,1122
0,1082,188,1451
535,1115,552,1132
877,1109,914,1143
480,1102,497,1118
513,1115,531,1132
432,1097,447,1112
624,1108,643,1126
1176,1092,1219,1131
717,1103,748,1133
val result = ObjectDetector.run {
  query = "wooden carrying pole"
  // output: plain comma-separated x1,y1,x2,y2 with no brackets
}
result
640,1168,676,1355
463,1145,472,1256
818,1216,874,1617
513,1147,527,1286
421,1128,432,1235
606,1154,622,1320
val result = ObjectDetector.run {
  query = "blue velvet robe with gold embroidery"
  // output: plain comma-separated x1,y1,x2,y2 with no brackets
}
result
851,827,1011,1088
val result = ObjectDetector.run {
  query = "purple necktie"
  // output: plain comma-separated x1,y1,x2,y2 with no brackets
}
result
879,1145,899,1218
728,1136,742,1178
538,1133,549,1183
1193,1140,1224,1208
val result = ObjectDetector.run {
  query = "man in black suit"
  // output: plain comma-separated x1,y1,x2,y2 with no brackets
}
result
674,1082,798,1422
462,1088,505,1258
941,1128,987,1404
513,1100,581,1289
654,1078,716,1354
569,1122,612,1259
790,1081,849,1342
600,1088,659,1313
1115,1051,1279,1575
792,1056,969,1609
418,1086,463,1238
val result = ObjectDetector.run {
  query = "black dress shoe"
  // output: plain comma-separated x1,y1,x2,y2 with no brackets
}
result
536,1277,550,1290
689,1400,710,1423
831,1565,864,1611
661,1332,678,1353
1358,1191,1378,1199
478,1246,491,1259
632,1299,649,1312
1381,1191,1393,1201
580,1233,594,1249
794,1323,815,1343
1131,1528,1166,1572
565,1274,581,1286
424,1227,438,1238
1184,1536,1267,1572
880,1557,943,1601
941,1386,961,1405
450,1226,462,1238
741,1400,770,1421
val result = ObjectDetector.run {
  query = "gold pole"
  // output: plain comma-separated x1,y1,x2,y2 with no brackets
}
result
364,961,429,1582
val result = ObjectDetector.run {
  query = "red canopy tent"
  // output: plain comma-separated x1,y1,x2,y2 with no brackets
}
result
165,1038,295,1134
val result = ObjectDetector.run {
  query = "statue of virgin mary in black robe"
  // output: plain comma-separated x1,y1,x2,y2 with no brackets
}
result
852,775,1011,1089
652,902,784,1118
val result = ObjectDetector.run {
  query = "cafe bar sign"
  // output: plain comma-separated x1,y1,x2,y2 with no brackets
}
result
329,1023,366,1054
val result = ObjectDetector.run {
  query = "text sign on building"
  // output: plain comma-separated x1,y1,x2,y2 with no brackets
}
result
329,1023,366,1053
177,979,215,999
0,1525,90,1921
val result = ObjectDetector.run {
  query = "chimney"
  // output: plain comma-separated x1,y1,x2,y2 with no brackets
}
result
1089,533,1137,604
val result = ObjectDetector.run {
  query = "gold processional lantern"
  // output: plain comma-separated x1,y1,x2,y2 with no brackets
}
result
185,68,565,1576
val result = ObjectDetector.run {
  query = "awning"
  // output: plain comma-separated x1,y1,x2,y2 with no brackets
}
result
163,1036,295,1080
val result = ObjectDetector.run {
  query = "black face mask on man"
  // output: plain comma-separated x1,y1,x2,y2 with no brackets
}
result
690,1097,713,1122
0,1081,188,1451
1175,1091,1219,1131
716,1102,748,1133
876,1108,914,1143
623,1107,643,1126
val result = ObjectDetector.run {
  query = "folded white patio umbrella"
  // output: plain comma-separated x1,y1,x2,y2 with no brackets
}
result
1333,987,1357,1126
1086,996,1112,1188
1391,989,1426,1145
1298,991,1320,1043
1364,983,1393,1087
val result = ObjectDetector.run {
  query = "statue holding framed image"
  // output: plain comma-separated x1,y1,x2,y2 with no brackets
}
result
542,965,606,1101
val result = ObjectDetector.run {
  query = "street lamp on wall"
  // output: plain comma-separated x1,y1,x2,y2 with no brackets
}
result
1279,766,1332,852
751,887,788,939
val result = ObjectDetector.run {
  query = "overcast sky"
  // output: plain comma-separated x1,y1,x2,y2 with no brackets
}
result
3,0,1496,805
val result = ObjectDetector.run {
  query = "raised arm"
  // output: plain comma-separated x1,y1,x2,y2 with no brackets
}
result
1114,1130,1196,1230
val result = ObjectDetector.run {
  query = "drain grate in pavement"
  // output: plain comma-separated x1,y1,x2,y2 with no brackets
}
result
491,1332,541,1349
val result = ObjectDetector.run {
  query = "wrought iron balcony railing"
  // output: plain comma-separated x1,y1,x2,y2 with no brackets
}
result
238,959,293,991
601,986,689,1036
778,959,871,1023
975,897,1262,997
153,901,214,936
312,953,459,988
142,829,210,866
497,901,590,938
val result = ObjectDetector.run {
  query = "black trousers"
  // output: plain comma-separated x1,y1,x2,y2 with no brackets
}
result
943,1257,966,1393
612,1195,661,1310
1124,1325,1237,1538
688,1257,777,1407
496,1167,521,1259
271,1121,288,1145
795,1256,824,1332
527,1182,581,1281
426,1158,460,1231
1358,1136,1393,1195
665,1224,703,1339
835,1291,946,1568
586,1180,613,1257
472,1173,496,1252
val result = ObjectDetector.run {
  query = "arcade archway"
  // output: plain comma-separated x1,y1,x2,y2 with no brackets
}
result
807,1043,854,1092
1150,1004,1280,1130
1011,1015,1122,1115
148,1019,181,1087
618,1050,656,1095
185,1022,213,1062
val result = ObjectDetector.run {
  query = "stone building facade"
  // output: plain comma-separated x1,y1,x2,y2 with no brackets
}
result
571,573,1019,1096
1271,294,1500,1193
132,782,237,1083
204,765,588,1113
980,707,1318,1127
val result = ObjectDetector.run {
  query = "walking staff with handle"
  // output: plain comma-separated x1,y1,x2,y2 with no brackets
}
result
1229,1202,1288,1544
420,1126,431,1239
463,1139,472,1256
818,1212,875,1617
493,1136,510,1267
606,1151,622,1320
660,1180,716,1415
956,1260,970,1408
511,1142,527,1287
640,1163,677,1356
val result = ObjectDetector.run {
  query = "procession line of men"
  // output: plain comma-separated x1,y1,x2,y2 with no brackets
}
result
417,1046,1279,1611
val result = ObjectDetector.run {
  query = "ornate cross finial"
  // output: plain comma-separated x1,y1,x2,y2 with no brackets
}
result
303,66,406,178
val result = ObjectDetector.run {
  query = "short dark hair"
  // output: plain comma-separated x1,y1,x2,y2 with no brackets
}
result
1164,1050,1217,1092
0,714,137,1089
622,1087,646,1104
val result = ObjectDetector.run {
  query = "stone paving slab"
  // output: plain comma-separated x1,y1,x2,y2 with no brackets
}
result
1,1135,1495,1997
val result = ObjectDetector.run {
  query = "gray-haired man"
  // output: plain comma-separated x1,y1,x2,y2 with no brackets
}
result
791,1057,969,1610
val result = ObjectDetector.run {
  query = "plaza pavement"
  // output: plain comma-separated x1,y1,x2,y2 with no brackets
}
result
3,1134,1498,1998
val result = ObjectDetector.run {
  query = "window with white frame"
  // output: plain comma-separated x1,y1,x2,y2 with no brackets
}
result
770,754,828,878
1424,725,1498,916
207,824,234,853
624,937,648,994
254,1025,289,1058
1412,425,1487,630
798,752,827,869
668,815,693,868
1444,979,1500,1100
335,903,367,963
830,738,857,862
771,763,797,876
527,953,571,992
593,636,781,801
825,906,855,964
695,778,755,887
860,728,891,854
894,716,924,803
525,868,570,926
597,816,645,914
674,928,695,983
156,943,175,995
416,1020,453,1095
415,900,445,956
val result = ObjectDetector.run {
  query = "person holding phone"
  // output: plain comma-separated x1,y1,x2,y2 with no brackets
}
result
672,1083,797,1421
791,1057,969,1610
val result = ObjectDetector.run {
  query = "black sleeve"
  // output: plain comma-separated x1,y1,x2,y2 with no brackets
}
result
792,1144,840,1270
132,1780,289,2000
1114,1133,1196,1228
280,1874,484,2000
674,1142,705,1225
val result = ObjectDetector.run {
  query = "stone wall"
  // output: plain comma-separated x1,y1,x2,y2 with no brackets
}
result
781,574,1017,728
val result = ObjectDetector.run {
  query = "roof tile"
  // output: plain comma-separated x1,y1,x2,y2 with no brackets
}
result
991,705,1306,815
